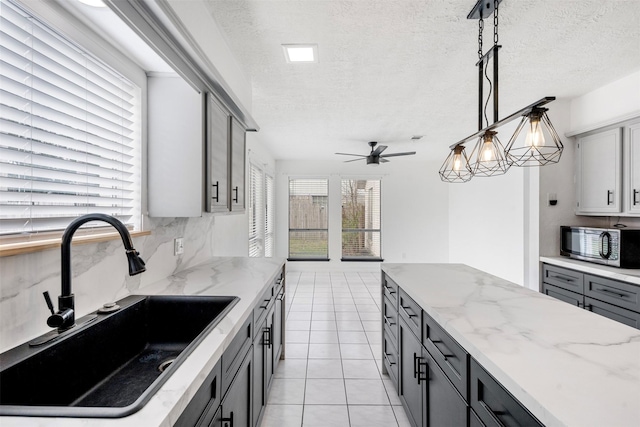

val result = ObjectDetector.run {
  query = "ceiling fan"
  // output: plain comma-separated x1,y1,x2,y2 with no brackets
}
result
336,141,417,165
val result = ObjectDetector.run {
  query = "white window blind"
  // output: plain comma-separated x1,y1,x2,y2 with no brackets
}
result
289,178,328,260
265,174,274,257
341,179,381,260
0,0,141,236
249,163,264,257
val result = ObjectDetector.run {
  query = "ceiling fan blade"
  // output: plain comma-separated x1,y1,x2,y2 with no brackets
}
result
344,158,364,163
380,151,416,158
335,152,367,157
371,145,388,156
380,158,390,163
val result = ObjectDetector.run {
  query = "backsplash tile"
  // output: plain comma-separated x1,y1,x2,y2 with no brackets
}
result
0,214,223,353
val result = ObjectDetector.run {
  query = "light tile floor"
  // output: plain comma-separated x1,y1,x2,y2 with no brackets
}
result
260,271,411,427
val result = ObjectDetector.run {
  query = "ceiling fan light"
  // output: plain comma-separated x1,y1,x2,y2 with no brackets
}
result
505,108,564,167
468,131,510,177
439,145,473,183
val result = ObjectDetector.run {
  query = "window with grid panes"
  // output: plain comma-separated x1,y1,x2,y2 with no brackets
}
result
341,179,381,260
0,0,141,237
288,178,328,260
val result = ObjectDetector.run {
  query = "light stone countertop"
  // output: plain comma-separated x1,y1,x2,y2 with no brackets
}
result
540,256,640,286
382,263,640,427
0,256,286,427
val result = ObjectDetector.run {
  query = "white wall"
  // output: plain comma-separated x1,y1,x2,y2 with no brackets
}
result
275,159,450,271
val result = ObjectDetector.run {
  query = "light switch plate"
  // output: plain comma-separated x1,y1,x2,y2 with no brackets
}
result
174,237,184,256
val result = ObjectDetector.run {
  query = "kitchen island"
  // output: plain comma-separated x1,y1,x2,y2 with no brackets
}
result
0,256,286,427
382,263,640,427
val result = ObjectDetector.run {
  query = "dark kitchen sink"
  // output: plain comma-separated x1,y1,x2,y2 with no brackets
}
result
0,294,239,418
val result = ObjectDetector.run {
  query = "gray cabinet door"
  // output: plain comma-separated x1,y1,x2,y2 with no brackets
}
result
206,95,230,213
230,117,246,212
399,317,423,427
252,319,266,427
219,348,252,427
585,296,640,329
273,286,284,363
542,283,584,308
423,349,467,427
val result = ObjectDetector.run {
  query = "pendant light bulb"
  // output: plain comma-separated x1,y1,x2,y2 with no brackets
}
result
439,145,473,183
453,153,462,171
525,117,545,147
481,139,494,161
469,131,509,177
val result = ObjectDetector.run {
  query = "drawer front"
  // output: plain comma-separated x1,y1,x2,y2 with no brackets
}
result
542,283,584,308
253,284,274,337
383,274,399,307
398,288,421,339
383,328,399,391
542,264,584,294
584,274,640,313
221,316,252,397
383,295,398,343
174,359,222,427
585,296,640,329
423,311,468,401
470,358,544,427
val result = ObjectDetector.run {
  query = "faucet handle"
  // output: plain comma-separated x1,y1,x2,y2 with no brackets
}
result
43,291,55,315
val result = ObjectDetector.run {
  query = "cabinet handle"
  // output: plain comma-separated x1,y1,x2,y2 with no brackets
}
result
607,190,613,205
413,352,420,379
479,401,507,427
383,284,396,295
634,189,639,206
221,412,234,427
550,274,573,283
417,360,429,384
431,340,455,359
597,287,628,298
264,326,272,348
212,181,219,202
233,186,239,203
383,352,396,366
400,305,418,319
585,304,593,311
383,315,396,327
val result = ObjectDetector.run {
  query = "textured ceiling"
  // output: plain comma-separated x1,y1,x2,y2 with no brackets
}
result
204,0,640,161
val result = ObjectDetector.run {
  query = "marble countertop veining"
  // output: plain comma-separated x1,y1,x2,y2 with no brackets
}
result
0,256,286,427
540,256,640,286
382,263,640,427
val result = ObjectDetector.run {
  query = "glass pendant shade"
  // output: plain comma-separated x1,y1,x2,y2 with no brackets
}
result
505,108,564,167
469,131,509,177
439,145,473,182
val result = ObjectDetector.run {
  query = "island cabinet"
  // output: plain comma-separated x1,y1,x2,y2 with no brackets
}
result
541,263,640,329
382,272,543,427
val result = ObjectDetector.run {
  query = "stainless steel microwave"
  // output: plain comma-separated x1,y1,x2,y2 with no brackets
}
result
560,226,640,268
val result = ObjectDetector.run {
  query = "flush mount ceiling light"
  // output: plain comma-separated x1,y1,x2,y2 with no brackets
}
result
439,0,563,183
282,44,318,63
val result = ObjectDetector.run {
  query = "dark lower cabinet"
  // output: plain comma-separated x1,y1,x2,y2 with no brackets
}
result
274,285,284,363
422,349,467,427
585,296,640,328
399,317,423,427
470,358,543,427
253,303,276,427
174,360,222,427
216,347,253,427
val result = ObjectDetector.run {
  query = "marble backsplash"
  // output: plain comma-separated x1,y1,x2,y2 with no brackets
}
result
0,213,243,353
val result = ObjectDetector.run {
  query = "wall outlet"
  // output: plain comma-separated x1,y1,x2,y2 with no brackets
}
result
174,237,184,256
548,193,558,206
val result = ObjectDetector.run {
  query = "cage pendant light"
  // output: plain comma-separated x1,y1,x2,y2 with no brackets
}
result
468,130,509,177
504,108,564,167
439,145,473,182
440,0,562,183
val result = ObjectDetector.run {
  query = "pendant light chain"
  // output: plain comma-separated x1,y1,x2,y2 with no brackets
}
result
494,0,499,46
478,16,484,59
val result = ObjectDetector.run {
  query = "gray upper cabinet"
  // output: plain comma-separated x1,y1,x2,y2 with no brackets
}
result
206,96,247,214
625,122,640,216
576,127,622,215
230,118,246,212
148,75,204,217
207,95,230,213
575,119,640,216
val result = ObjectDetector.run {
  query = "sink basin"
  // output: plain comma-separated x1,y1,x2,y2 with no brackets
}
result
0,294,239,418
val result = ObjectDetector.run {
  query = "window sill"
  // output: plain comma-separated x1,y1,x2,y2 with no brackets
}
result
0,230,151,258
341,257,384,262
